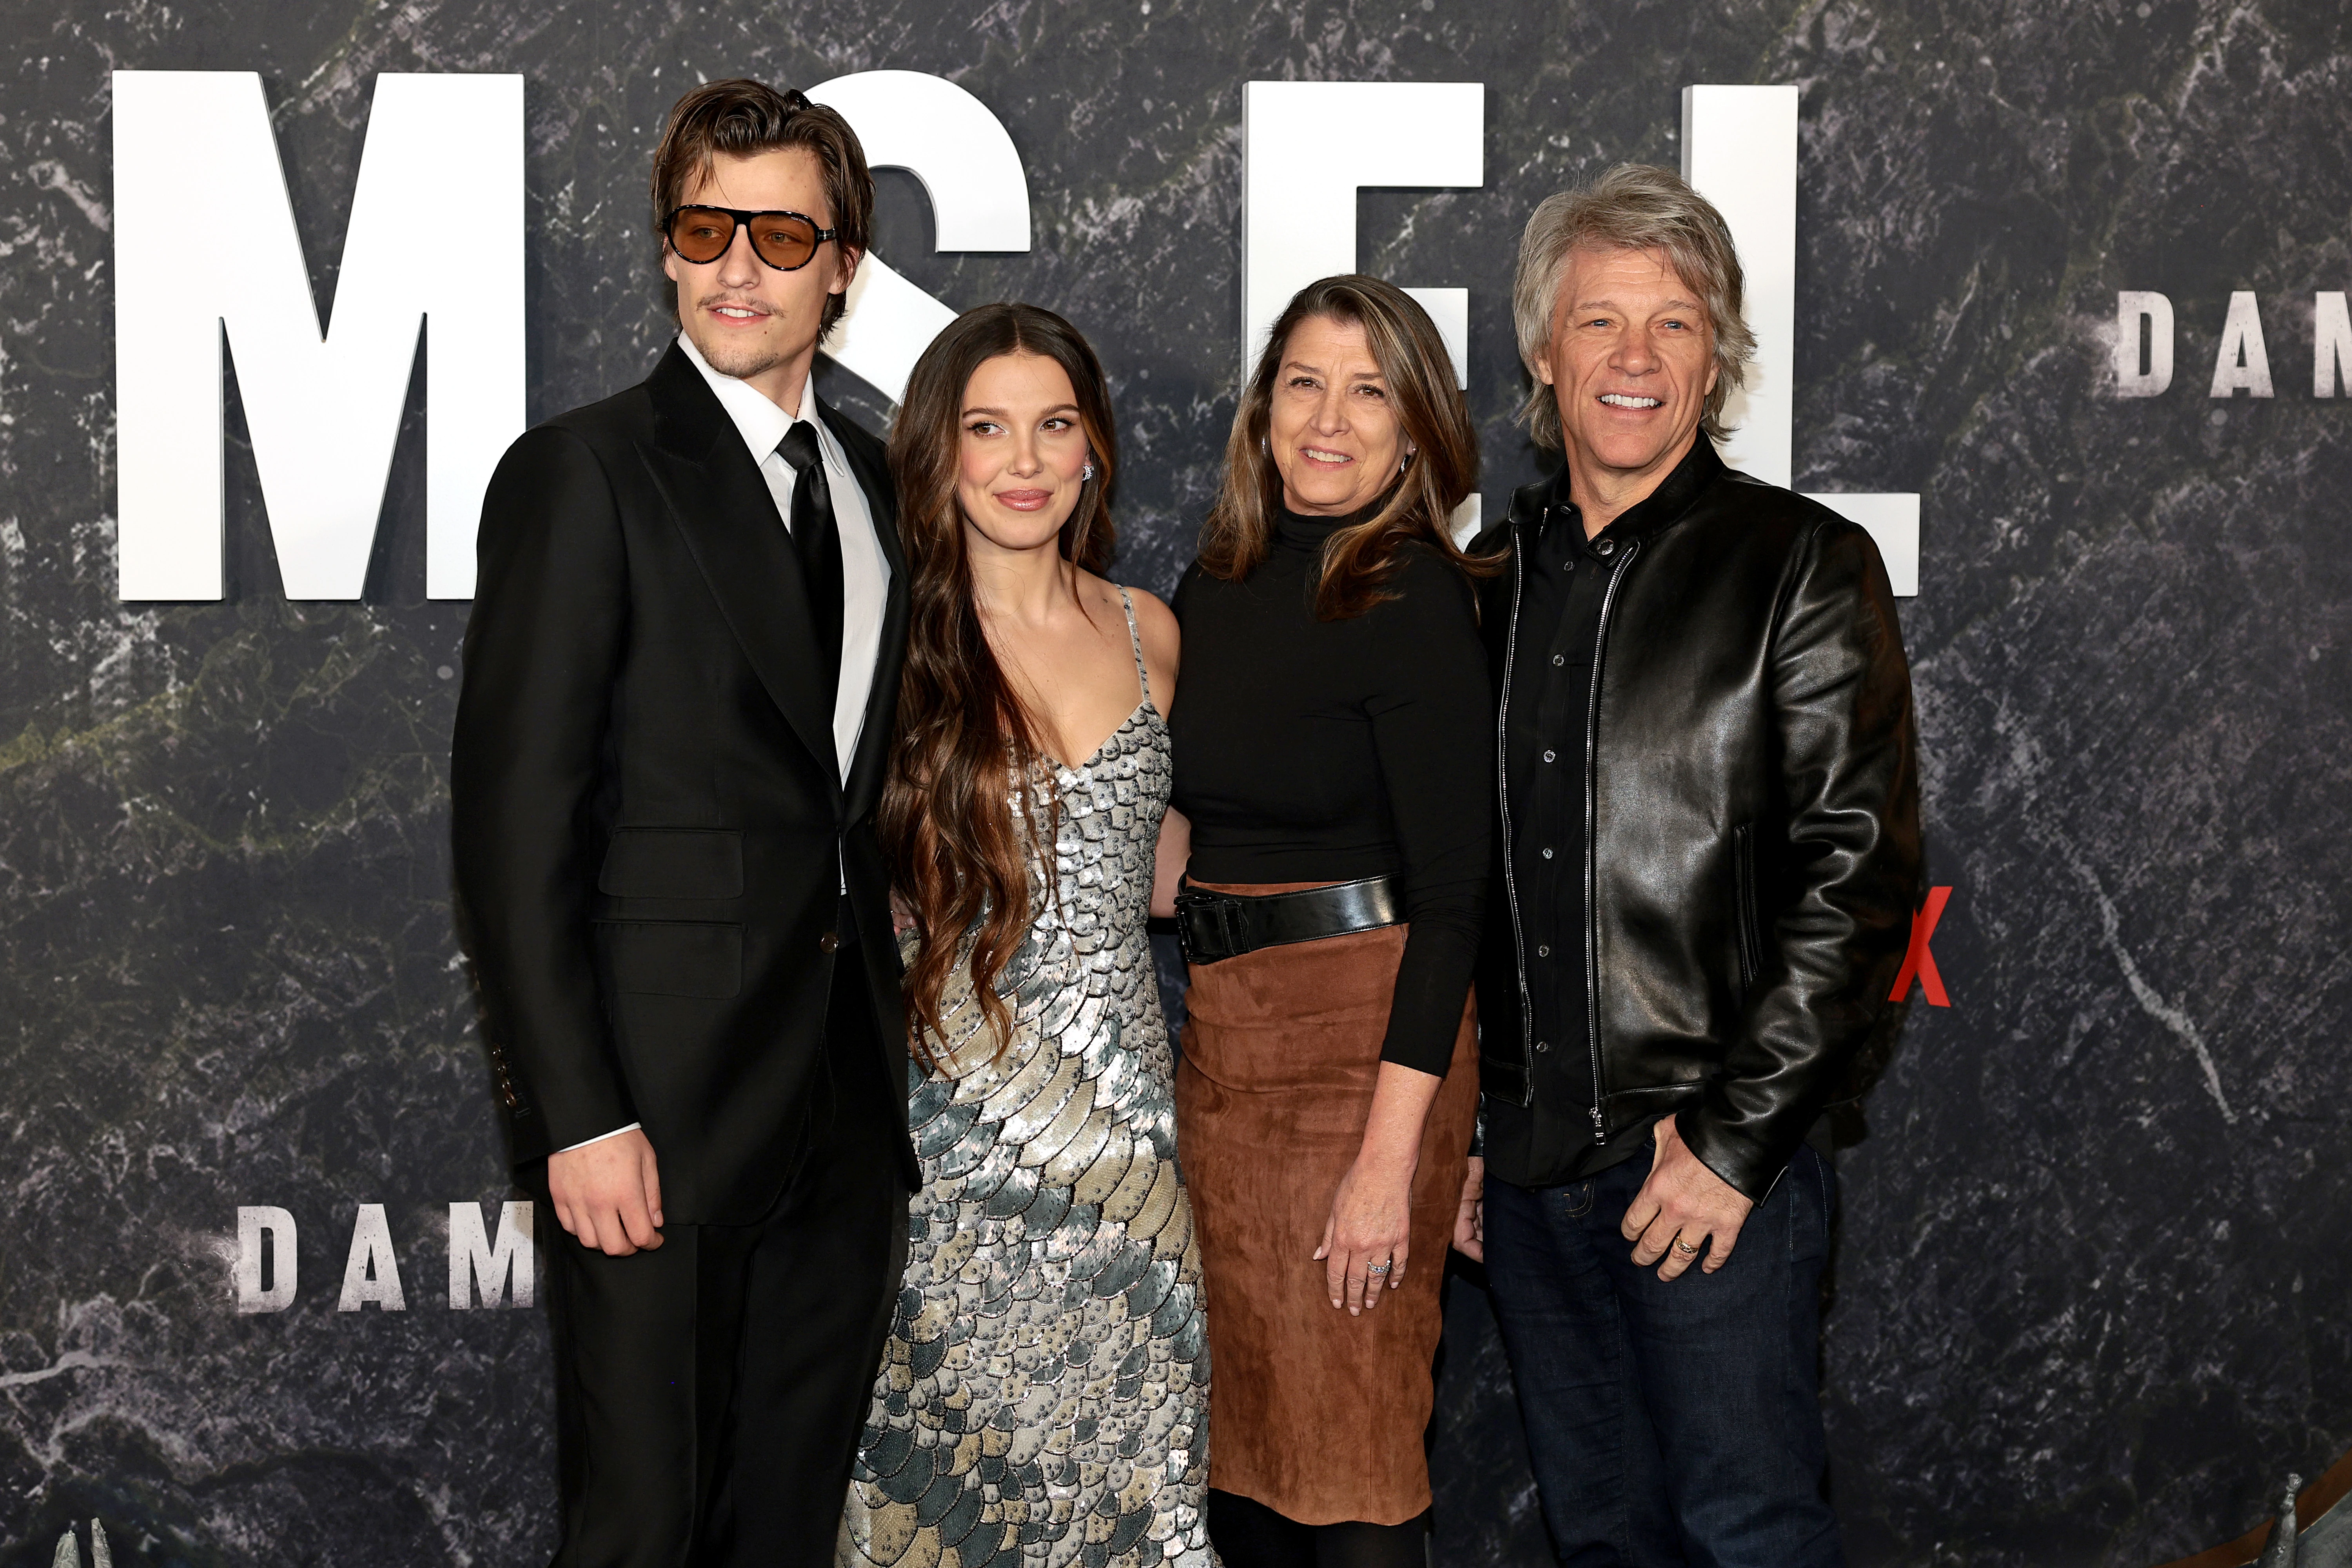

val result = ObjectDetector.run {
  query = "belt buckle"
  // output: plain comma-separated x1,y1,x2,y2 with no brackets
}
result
1173,889,1239,965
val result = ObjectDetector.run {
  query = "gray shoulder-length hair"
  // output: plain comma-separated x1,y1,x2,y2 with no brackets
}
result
1511,163,1757,451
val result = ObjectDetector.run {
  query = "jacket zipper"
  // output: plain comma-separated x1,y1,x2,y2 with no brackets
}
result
1583,538,1640,1143
1732,822,1762,994
1495,525,1536,1106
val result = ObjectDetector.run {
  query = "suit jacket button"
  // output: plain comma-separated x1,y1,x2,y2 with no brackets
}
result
819,931,840,954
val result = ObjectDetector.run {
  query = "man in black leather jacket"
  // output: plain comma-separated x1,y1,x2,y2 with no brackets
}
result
1455,165,1920,1567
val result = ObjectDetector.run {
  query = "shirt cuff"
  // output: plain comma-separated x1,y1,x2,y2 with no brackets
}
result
555,1122,641,1154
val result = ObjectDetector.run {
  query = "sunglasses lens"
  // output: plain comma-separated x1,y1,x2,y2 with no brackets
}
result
668,207,735,263
747,212,820,270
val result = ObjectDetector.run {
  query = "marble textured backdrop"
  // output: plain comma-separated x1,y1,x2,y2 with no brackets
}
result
2,0,2348,1563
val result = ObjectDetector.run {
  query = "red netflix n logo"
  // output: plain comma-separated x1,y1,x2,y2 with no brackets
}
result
1890,886,1954,1006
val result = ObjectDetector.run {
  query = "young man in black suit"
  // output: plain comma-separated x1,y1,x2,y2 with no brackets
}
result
450,80,915,1566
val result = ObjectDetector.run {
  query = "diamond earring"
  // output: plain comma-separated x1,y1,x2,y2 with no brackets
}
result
1082,462,1096,481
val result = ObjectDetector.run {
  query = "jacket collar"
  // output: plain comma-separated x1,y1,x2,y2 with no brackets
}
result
636,341,841,788
1508,434,1727,542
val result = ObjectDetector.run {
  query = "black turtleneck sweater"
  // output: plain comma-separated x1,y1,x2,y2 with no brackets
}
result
1169,507,1493,1077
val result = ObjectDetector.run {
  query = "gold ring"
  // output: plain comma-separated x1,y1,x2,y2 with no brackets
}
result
1671,1238,1700,1256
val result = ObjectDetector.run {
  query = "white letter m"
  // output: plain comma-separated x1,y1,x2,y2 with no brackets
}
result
449,1200,535,1309
113,71,522,601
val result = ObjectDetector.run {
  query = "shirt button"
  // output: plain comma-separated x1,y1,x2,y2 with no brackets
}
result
1551,653,1565,667
1543,749,1556,763
1540,847,1554,860
1535,1040,1551,1053
1594,538,1617,557
1536,944,1550,958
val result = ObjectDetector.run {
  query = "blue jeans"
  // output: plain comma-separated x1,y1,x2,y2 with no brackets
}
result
1482,1143,1842,1568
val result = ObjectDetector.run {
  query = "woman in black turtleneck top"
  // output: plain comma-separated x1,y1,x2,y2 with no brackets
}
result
1172,506,1489,1072
1167,277,1495,1561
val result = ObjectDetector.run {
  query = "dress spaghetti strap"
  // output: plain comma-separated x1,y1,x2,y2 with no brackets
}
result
1116,585,1152,707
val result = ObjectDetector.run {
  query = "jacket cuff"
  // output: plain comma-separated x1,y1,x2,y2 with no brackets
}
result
554,1122,643,1155
1673,1105,1785,1205
509,1058,640,1166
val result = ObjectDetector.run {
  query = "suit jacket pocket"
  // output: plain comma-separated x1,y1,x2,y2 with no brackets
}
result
597,920,743,999
598,828,745,900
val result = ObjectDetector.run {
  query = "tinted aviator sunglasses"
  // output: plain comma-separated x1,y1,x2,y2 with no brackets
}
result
663,205,839,271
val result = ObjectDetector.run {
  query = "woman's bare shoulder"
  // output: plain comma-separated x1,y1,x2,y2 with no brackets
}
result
1120,582,1180,670
1122,582,1178,635
1073,569,1172,634
1076,570,1181,700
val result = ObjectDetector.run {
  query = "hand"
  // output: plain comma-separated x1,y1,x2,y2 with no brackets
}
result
1621,1116,1752,1281
547,1129,665,1256
889,887,916,937
1314,1151,1416,1315
1452,1155,1485,1262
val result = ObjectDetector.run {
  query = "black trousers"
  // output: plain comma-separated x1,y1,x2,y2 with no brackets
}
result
539,957,907,1568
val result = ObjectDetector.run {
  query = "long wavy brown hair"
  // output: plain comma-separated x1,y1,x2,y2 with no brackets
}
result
880,303,1118,1065
1200,274,1496,617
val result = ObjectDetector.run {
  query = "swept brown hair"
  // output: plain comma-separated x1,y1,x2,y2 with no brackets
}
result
648,78,873,341
880,303,1118,1065
1199,275,1494,618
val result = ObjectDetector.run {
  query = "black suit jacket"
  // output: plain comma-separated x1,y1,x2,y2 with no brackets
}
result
451,342,918,1223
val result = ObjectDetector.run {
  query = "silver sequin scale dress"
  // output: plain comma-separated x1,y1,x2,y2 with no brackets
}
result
839,593,1210,1568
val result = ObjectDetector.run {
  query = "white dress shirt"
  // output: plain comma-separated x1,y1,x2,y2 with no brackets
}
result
557,336,892,1157
676,332,890,779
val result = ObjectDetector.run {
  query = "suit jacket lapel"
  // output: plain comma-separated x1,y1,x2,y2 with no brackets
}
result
827,399,908,822
636,344,839,786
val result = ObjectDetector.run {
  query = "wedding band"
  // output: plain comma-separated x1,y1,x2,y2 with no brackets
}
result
1671,1238,1700,1256
1366,1259,1393,1275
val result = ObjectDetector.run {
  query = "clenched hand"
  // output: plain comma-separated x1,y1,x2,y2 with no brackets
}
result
548,1128,665,1256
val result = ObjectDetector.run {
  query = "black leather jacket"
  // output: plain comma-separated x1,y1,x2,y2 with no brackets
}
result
1472,454,1922,1201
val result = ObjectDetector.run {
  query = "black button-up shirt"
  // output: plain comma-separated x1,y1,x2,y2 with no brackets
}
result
1482,439,1723,1189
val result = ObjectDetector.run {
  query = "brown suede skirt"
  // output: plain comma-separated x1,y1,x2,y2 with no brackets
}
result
1174,882,1478,1527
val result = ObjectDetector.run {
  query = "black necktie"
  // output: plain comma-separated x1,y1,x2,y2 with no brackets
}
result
775,421,844,712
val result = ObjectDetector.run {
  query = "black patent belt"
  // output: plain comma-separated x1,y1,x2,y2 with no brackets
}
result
1173,876,1404,965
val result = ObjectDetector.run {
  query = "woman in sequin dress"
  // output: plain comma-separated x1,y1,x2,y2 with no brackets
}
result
837,303,1209,1567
